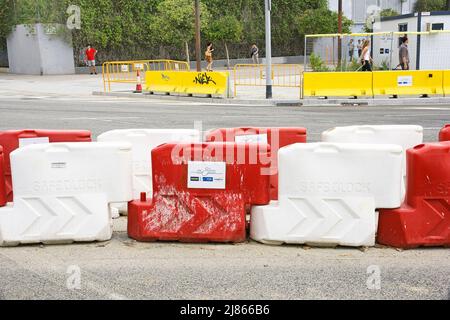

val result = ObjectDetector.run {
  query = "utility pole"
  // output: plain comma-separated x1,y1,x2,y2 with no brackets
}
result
337,0,343,64
194,0,201,72
265,0,272,99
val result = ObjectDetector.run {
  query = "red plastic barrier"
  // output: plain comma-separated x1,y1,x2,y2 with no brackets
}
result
377,142,450,248
0,146,6,207
0,129,91,202
439,124,450,142
128,142,271,243
205,127,307,200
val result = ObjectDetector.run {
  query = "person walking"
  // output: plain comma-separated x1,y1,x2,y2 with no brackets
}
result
357,40,363,59
360,39,372,72
85,45,98,75
399,36,410,70
251,44,259,64
205,43,214,72
348,39,355,62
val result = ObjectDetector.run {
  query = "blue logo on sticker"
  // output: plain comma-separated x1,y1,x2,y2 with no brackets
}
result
203,177,214,182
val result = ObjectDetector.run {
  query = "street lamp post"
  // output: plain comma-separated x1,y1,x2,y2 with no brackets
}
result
194,0,201,72
337,0,342,64
265,0,272,99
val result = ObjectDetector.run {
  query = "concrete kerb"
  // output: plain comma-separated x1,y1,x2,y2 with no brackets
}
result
93,90,450,107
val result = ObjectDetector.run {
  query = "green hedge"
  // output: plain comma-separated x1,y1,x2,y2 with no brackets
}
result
0,0,352,65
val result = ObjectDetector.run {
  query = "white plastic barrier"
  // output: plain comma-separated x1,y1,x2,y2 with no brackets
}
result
0,142,133,246
97,129,201,212
322,125,423,173
322,125,423,200
250,143,403,247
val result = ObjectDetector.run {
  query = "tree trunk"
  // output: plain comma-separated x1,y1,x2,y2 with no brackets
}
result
225,42,231,70
185,41,190,64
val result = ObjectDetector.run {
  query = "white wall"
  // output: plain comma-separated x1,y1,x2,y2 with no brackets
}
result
7,25,42,74
373,16,417,69
419,15,450,69
7,24,75,75
328,0,354,20
328,0,418,32
374,14,450,70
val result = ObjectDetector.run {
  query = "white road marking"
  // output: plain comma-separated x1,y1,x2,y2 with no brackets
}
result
59,117,141,121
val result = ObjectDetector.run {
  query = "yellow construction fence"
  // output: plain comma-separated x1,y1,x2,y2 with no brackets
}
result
102,60,189,92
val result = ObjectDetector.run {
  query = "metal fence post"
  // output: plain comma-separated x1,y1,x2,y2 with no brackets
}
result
304,36,307,72
416,12,422,70
389,32,394,70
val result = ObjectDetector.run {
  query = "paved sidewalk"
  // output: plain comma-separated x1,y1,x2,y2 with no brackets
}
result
0,73,109,99
2,73,450,107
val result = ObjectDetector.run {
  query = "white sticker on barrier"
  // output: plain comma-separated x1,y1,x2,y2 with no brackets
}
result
19,137,49,148
121,65,129,72
397,76,413,87
249,142,403,247
187,161,226,189
235,134,268,144
134,63,144,70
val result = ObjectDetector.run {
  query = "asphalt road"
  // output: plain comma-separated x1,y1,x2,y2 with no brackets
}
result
0,96,448,142
0,96,449,300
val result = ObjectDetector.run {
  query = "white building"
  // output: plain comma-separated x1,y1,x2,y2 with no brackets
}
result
328,0,418,32
373,12,450,70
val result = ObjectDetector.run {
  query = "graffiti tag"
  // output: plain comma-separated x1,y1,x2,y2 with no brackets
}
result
193,73,216,85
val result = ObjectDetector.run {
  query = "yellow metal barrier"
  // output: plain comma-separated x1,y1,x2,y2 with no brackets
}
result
444,71,450,97
145,71,231,97
102,60,190,92
303,72,373,98
372,70,444,97
233,64,302,99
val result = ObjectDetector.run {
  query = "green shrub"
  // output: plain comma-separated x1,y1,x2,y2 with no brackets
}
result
309,53,330,72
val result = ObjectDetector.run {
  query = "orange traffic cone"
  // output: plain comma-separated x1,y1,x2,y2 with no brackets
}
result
135,69,143,93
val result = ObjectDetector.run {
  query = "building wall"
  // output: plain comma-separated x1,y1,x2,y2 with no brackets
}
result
7,25,42,74
418,14,450,69
373,16,418,69
7,24,75,75
373,14,450,70
328,0,418,32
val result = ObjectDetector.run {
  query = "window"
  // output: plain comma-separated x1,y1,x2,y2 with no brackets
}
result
398,23,408,32
432,23,444,31
398,23,408,47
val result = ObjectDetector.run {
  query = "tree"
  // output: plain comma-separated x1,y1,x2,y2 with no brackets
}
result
0,0,14,48
149,0,210,59
414,0,446,12
380,9,399,17
0,0,359,62
205,15,243,68
296,8,353,36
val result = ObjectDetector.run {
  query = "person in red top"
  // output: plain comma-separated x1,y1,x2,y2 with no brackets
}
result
85,45,98,75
